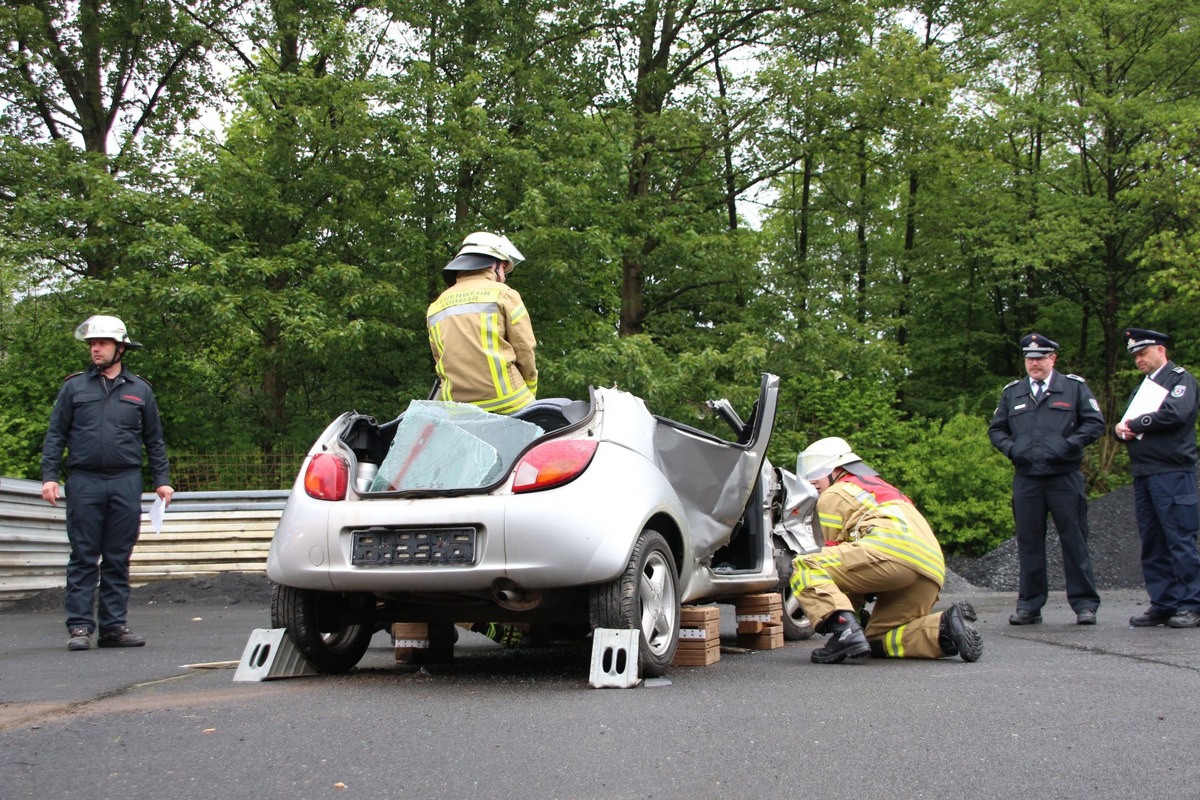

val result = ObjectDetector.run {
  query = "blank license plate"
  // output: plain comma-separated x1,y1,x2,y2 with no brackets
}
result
351,527,476,566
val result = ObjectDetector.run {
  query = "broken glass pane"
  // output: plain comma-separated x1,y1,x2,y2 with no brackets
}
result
370,401,544,491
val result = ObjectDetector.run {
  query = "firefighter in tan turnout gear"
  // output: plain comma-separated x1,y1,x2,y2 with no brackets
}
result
426,231,538,415
428,232,535,647
790,437,983,664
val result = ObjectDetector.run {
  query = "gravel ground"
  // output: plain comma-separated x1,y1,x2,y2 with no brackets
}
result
5,573,274,614
5,484,1153,614
949,483,1146,591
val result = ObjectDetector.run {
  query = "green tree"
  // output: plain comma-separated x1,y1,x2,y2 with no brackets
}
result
139,1,429,464
0,0,235,281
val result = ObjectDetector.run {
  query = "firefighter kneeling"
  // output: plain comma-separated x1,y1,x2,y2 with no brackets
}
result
791,437,983,664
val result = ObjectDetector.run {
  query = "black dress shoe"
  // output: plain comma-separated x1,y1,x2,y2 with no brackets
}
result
1008,609,1042,625
1075,609,1097,625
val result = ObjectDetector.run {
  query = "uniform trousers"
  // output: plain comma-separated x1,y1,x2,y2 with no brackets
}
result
794,544,946,659
1133,471,1200,614
64,470,144,633
1012,470,1100,613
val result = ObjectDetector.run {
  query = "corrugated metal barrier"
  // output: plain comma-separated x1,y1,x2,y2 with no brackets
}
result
0,477,286,605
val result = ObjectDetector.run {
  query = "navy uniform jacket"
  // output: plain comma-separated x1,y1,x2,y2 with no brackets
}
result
41,365,171,486
1120,361,1199,477
988,369,1105,476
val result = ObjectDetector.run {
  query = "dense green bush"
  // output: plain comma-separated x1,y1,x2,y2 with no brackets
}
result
884,413,1015,556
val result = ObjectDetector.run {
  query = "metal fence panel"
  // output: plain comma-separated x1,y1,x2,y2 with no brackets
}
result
0,477,287,605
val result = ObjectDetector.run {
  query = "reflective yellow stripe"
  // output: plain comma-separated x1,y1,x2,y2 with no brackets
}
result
855,500,946,583
510,301,528,324
790,558,836,594
479,312,511,396
809,551,843,569
470,385,534,414
883,623,907,657
860,530,946,583
818,510,844,528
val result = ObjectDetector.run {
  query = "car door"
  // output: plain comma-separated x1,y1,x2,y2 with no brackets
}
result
651,373,779,561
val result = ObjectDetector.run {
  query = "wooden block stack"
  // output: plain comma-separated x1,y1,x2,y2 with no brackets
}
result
672,605,721,666
735,593,784,650
392,622,430,663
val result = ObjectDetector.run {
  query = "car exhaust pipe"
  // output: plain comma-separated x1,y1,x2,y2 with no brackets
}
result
490,580,543,611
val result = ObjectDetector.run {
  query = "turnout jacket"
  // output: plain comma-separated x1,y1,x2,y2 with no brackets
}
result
988,369,1105,476
1119,361,1199,477
426,272,538,415
815,475,946,587
41,365,170,486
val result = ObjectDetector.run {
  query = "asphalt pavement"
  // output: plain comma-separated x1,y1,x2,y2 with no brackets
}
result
1,589,1198,800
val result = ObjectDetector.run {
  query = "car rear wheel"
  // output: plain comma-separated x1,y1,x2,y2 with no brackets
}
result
589,529,680,677
271,584,374,673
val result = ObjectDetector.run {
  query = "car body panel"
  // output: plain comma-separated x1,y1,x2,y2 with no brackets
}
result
267,373,809,631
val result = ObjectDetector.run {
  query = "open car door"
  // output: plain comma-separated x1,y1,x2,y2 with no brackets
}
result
652,373,779,561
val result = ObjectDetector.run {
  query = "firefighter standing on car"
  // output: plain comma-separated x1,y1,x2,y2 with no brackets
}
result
41,315,173,652
790,437,982,664
428,233,535,647
426,231,538,415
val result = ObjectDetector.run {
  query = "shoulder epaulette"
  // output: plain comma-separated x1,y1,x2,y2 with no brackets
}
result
1066,373,1086,382
63,371,84,382
1173,366,1185,373
132,373,154,388
1003,379,1019,389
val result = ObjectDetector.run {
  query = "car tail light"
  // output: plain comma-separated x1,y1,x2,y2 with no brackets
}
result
511,439,598,494
304,453,348,500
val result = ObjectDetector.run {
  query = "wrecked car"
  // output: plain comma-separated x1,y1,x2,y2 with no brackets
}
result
265,373,819,677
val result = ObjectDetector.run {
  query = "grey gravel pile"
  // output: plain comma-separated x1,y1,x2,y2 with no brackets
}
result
949,484,1146,591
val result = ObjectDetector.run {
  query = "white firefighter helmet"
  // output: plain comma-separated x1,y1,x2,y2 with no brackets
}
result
442,231,525,285
796,436,876,482
74,315,142,349
457,231,524,264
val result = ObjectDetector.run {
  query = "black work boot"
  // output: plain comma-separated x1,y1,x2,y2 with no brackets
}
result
67,627,92,652
939,601,983,662
810,611,871,664
98,625,146,648
1129,609,1172,627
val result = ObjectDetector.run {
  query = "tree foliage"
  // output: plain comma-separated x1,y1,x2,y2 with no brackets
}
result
3,0,1200,554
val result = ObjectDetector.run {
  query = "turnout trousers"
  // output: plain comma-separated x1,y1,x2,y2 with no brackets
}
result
793,543,946,659
63,470,144,633
1133,471,1200,614
1012,470,1100,613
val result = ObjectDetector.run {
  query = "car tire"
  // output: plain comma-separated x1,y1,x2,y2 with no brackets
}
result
271,583,374,674
589,529,680,678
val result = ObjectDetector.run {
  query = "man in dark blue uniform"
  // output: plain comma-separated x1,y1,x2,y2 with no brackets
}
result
41,315,174,651
989,333,1105,625
1114,328,1200,628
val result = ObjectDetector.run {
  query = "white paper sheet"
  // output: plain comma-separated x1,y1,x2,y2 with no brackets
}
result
149,495,166,534
1121,378,1168,440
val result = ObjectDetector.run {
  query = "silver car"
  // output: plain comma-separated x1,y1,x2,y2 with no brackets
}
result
266,373,817,676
